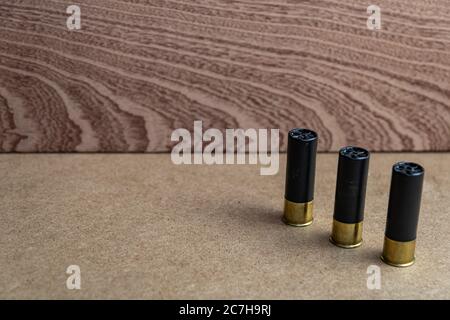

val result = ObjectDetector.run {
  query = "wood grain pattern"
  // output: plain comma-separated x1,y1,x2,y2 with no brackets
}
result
0,0,449,152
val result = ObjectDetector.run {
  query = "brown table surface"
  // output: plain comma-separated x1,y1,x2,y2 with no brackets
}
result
0,153,449,299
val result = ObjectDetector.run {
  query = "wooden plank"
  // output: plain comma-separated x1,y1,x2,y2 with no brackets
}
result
0,0,449,152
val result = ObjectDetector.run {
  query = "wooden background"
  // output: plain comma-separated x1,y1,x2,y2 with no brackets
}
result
0,0,449,152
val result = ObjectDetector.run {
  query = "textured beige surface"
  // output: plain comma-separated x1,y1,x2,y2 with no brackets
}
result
0,153,449,299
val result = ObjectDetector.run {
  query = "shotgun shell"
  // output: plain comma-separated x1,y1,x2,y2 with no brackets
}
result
330,146,370,248
381,162,424,267
283,128,318,227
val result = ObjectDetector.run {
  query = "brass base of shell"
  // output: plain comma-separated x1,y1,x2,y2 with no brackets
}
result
282,199,313,227
381,236,416,267
329,219,363,249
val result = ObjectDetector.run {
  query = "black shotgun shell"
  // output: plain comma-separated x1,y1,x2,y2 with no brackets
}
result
330,146,370,248
381,162,424,267
283,128,318,227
